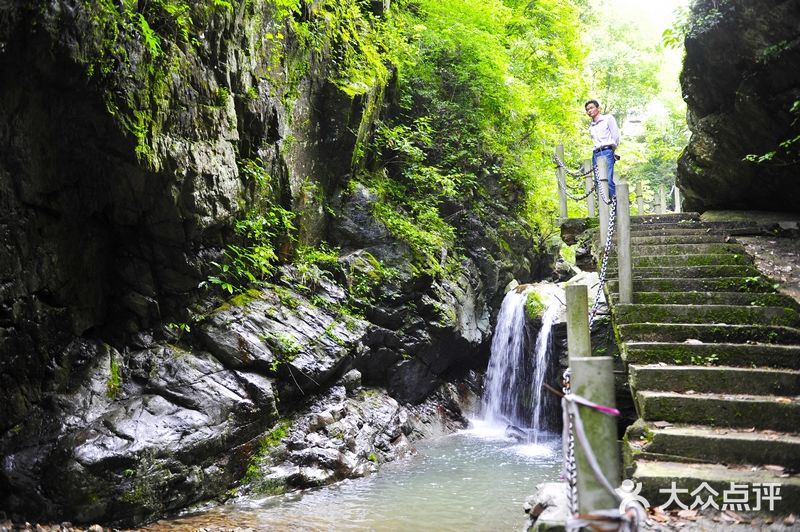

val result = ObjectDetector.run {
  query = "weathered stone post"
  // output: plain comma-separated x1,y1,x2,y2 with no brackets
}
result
565,285,620,515
584,160,595,217
597,157,610,247
570,356,620,515
566,285,590,359
616,180,633,304
556,145,568,219
674,186,682,213
635,181,644,215
659,185,667,214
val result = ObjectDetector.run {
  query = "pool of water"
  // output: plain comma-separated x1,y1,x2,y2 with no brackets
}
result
145,419,562,532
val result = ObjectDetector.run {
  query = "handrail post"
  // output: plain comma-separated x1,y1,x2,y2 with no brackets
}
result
566,285,620,515
616,180,633,304
597,157,610,248
635,181,644,215
659,185,667,214
556,144,568,219
674,186,682,213
566,285,591,360
583,160,595,217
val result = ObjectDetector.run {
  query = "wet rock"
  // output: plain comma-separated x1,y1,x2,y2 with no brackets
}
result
679,0,800,212
0,340,278,527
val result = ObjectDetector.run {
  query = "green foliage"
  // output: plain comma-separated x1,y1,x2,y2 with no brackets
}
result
357,0,589,267
524,291,546,320
265,332,303,372
743,100,800,168
107,355,122,400
206,205,296,294
243,420,292,494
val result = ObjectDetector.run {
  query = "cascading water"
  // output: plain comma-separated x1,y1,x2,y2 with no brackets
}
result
482,284,562,436
530,300,559,433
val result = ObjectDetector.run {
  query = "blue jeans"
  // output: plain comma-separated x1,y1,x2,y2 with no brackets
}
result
592,148,616,198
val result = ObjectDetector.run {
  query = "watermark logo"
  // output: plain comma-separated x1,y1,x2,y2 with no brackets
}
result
658,481,782,512
617,479,650,514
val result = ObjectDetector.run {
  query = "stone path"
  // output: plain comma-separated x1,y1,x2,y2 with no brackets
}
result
604,213,800,517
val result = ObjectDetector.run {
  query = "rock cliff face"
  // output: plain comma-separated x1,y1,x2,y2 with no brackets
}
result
0,0,548,525
678,0,800,212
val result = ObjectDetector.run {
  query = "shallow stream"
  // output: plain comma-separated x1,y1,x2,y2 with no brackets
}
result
144,420,561,531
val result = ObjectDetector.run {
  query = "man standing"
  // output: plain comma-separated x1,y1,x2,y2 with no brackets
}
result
585,99,620,197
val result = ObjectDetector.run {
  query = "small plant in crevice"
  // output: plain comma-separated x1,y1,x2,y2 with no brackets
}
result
205,205,296,294
107,356,123,400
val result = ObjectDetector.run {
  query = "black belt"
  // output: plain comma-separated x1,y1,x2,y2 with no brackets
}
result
593,145,615,153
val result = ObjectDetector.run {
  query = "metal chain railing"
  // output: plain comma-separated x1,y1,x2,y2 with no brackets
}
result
590,197,616,327
561,368,579,516
553,153,593,178
557,175,596,201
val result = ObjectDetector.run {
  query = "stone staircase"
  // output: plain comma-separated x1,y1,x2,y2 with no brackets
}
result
604,213,800,515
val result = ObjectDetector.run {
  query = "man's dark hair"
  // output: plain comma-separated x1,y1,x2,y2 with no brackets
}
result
585,99,600,109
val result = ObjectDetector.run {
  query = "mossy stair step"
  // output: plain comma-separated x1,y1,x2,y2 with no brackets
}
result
606,277,779,294
629,364,800,394
617,323,800,344
630,234,732,245
635,390,800,430
607,254,753,269
628,227,757,238
614,303,800,327
609,291,798,308
625,343,800,369
628,243,748,256
629,220,759,233
632,460,800,515
607,265,762,279
630,213,701,225
629,424,800,469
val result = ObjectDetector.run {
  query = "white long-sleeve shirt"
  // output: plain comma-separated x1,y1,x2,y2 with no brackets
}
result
589,114,620,148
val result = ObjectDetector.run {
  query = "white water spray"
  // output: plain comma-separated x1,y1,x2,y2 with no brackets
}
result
482,284,562,435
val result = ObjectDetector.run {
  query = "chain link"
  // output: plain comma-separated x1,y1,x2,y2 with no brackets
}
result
562,368,578,517
589,197,616,327
557,175,596,201
553,153,593,178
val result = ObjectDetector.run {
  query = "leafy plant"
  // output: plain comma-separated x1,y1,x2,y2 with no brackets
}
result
206,206,296,294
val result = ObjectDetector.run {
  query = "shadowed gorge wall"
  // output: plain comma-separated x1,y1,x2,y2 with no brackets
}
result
678,0,800,212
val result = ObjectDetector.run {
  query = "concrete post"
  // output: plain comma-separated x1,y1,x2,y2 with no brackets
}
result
659,185,667,214
566,285,591,361
583,160,595,217
597,157,610,248
635,182,644,215
616,180,633,304
556,144,568,219
570,356,621,515
674,186,682,213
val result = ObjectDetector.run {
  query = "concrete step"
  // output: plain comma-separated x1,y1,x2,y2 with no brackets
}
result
606,277,779,294
629,227,760,238
629,364,800,394
617,323,800,344
630,234,732,245
609,291,798,308
607,265,762,278
628,423,800,469
631,213,701,225
635,390,800,430
614,304,800,327
632,460,800,514
628,243,748,256
608,254,754,269
630,221,759,233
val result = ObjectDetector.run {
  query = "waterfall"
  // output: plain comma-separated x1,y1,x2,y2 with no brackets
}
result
482,288,531,427
530,301,559,433
482,284,561,436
